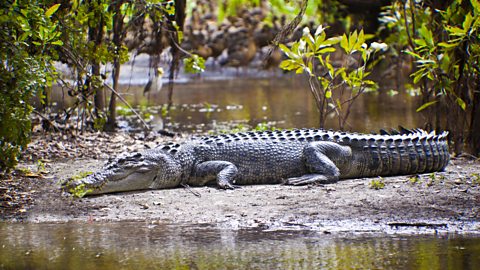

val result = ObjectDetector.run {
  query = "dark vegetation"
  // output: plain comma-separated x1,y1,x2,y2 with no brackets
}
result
1,0,479,174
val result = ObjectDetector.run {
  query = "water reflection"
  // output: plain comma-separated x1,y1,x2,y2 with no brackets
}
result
1,222,479,269
50,76,424,133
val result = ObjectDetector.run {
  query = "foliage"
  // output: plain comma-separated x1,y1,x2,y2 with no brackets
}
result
214,0,345,27
369,178,385,190
409,175,421,184
471,173,480,185
254,122,277,132
68,183,93,198
279,26,385,129
380,0,480,154
66,171,94,198
0,1,61,173
183,54,206,73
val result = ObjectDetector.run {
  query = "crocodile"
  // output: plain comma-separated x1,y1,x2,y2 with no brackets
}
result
64,128,450,195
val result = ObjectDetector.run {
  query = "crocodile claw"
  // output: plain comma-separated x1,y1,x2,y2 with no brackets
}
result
218,181,241,190
284,174,338,186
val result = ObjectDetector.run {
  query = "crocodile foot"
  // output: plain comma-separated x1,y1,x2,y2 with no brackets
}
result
283,174,338,186
218,181,241,190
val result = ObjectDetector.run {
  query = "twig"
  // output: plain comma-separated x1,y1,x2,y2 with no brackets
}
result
180,183,201,197
388,222,447,228
32,110,61,132
403,2,416,52
102,82,150,130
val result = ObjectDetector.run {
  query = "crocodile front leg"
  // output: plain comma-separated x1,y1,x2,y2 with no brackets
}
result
285,141,352,185
192,161,239,189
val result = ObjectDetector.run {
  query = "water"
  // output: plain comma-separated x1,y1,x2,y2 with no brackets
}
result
0,222,479,269
50,76,424,133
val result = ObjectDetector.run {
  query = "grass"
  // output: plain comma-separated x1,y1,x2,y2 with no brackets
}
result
369,178,385,190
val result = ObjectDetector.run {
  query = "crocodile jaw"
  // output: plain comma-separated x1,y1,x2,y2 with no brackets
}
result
88,169,158,194
65,150,182,195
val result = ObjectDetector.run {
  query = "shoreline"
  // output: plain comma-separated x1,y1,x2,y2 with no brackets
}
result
2,132,479,235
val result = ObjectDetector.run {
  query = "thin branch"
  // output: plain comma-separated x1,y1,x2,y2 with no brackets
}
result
264,0,309,63
102,83,150,130
32,110,61,132
403,1,416,52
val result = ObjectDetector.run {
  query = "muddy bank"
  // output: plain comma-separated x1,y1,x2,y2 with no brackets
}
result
2,132,480,234
14,161,480,233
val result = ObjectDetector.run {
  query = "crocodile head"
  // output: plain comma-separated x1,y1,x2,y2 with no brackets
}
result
64,150,181,196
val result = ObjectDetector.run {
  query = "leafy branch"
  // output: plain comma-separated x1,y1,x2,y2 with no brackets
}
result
279,26,385,129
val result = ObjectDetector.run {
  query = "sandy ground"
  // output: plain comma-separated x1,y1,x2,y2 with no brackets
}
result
2,132,480,234
15,158,480,233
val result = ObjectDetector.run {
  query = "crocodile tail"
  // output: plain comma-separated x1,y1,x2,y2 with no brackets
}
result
392,130,450,175
348,130,450,178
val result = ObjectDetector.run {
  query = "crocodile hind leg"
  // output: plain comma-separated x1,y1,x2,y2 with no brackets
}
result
192,161,240,189
284,141,351,185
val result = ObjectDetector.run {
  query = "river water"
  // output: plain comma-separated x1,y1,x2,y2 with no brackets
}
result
123,75,424,133
51,74,424,133
1,222,479,269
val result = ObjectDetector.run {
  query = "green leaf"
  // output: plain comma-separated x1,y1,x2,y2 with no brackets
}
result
438,42,459,49
472,0,480,15
411,68,430,84
414,38,427,47
279,44,291,55
314,32,326,50
45,4,61,18
456,97,466,110
404,50,422,59
51,40,63,46
324,36,342,45
463,13,473,32
318,47,336,54
348,30,358,52
279,59,299,71
340,33,348,53
445,26,465,36
280,43,298,59
325,90,332,99
334,67,346,77
358,29,365,45
416,100,438,112
307,61,314,76
418,25,434,47
183,54,205,74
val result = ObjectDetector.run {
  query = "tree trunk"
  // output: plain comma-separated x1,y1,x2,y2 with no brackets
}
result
468,79,480,155
105,1,125,131
166,0,186,108
88,0,105,118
